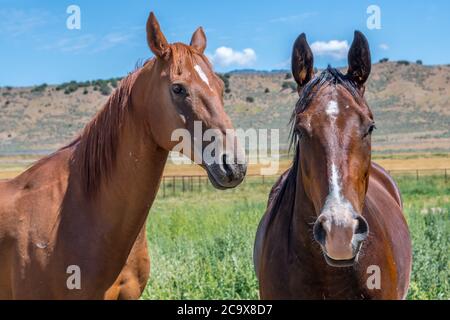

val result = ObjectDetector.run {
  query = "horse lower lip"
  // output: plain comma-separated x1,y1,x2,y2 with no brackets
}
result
323,253,356,268
206,168,236,189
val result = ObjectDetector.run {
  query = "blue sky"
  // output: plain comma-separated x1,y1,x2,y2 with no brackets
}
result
0,0,449,86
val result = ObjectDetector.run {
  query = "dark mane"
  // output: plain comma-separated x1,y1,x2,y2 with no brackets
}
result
72,68,141,196
289,66,363,150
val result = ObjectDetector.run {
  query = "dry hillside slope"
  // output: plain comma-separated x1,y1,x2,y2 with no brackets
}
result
0,61,449,155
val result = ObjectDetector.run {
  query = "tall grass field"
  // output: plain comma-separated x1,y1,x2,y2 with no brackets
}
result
141,175,449,300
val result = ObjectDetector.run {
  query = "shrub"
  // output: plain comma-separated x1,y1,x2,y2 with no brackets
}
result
63,83,79,95
284,73,292,80
246,96,254,103
397,60,410,66
264,88,270,93
416,60,423,65
83,89,88,95
281,81,297,92
379,58,389,63
110,79,118,88
217,73,231,93
99,83,111,96
57,80,79,93
31,83,48,93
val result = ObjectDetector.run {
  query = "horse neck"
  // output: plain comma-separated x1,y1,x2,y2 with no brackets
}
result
69,68,168,253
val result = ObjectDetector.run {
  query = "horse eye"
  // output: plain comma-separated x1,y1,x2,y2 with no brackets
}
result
365,124,376,137
172,84,186,95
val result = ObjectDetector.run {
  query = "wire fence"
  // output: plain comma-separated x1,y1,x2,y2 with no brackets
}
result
159,168,449,198
1,168,447,197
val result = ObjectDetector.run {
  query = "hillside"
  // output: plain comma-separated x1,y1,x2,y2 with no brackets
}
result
0,61,449,155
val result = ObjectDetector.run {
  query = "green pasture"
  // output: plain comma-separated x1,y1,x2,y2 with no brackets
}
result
141,175,449,300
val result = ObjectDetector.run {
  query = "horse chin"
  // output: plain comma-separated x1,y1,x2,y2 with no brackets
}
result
323,253,357,268
207,170,230,190
205,167,235,190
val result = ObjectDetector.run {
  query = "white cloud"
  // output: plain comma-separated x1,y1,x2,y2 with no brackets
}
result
40,32,133,53
0,9,50,37
379,43,389,50
208,47,257,67
310,40,349,60
40,35,96,53
93,32,133,52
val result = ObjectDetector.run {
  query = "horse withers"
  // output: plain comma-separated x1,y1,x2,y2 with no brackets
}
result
254,31,412,299
0,12,246,299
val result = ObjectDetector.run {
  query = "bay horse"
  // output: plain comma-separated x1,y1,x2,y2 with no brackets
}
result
254,31,412,299
0,12,247,299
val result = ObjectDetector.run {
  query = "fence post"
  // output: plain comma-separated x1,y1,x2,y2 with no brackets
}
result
190,176,193,191
445,169,448,183
172,176,175,195
262,175,265,184
182,176,185,192
163,177,166,197
416,170,419,181
198,176,201,191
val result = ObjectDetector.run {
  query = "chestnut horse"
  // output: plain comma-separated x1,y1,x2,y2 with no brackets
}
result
254,31,412,299
0,12,247,299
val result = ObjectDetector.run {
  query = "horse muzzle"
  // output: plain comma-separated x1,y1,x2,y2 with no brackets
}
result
205,154,247,189
313,211,369,268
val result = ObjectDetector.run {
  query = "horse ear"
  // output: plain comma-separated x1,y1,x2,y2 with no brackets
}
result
146,12,170,59
347,31,371,87
190,27,207,53
292,33,314,90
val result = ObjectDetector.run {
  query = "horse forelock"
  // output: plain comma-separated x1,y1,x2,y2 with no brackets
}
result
289,67,364,151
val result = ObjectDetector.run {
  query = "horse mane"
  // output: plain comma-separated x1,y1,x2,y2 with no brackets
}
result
70,69,137,196
289,66,363,150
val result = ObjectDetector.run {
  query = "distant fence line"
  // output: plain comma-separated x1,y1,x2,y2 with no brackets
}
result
159,168,449,197
1,168,447,197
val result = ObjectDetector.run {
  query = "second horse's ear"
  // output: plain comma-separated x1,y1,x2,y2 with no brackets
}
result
292,33,314,92
190,27,207,54
347,31,371,88
146,12,170,59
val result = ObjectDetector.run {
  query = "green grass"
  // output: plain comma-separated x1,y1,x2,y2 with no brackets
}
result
141,176,449,300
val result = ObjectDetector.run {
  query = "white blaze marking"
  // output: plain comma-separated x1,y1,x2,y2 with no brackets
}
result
330,163,342,203
327,100,342,203
194,64,211,89
322,99,354,227
326,100,339,117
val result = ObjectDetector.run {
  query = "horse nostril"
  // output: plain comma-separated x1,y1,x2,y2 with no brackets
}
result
313,219,327,246
355,216,369,239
